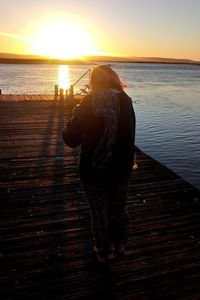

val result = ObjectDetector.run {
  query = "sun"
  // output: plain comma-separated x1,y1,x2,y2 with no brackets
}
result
32,20,95,59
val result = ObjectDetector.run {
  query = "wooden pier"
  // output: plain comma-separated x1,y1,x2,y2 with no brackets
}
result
0,98,200,299
0,93,83,102
0,94,55,101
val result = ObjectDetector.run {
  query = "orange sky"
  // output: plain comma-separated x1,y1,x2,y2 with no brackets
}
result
0,0,199,60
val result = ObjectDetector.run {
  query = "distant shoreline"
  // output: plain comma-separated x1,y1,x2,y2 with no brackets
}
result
0,55,200,66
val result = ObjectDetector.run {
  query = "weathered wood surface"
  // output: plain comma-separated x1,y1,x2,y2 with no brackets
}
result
0,94,55,101
0,94,83,102
0,100,200,300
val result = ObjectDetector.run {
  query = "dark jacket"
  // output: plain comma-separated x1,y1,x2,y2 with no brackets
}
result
63,91,136,183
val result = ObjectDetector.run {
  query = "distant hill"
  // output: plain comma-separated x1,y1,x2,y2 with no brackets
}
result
0,53,47,59
0,53,199,65
84,55,200,65
0,53,85,64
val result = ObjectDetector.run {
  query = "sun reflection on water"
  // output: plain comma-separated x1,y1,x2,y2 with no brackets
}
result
58,65,70,93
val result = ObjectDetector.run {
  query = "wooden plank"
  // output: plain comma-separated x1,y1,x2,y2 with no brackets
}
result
0,94,55,101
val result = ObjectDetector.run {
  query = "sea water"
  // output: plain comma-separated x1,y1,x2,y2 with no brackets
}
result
0,62,200,189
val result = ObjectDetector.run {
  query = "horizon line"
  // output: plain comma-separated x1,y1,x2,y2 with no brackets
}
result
0,52,200,64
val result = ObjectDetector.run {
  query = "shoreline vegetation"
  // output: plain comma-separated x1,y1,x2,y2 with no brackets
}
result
0,53,200,65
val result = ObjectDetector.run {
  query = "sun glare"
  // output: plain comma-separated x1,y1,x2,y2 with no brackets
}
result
58,65,70,91
32,20,95,59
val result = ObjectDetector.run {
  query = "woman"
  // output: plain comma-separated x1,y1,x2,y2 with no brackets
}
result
63,65,136,263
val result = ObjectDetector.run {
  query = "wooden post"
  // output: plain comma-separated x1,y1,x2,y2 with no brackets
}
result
55,85,58,97
66,85,75,109
60,88,64,101
65,89,69,100
69,85,74,97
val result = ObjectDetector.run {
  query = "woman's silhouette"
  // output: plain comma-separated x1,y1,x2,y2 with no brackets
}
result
63,65,136,263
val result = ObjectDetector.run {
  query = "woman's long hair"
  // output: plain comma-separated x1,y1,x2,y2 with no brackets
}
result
90,65,124,91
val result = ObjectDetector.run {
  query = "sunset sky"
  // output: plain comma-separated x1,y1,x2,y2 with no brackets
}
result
0,0,199,60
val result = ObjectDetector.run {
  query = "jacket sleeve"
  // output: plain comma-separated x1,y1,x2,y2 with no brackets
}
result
62,102,86,148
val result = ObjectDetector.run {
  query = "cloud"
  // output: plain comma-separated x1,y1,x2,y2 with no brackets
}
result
0,32,32,43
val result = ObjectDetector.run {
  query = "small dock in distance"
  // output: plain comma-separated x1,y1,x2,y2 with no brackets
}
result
0,97,200,299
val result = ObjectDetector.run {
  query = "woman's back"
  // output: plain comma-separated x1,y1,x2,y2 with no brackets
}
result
63,91,136,183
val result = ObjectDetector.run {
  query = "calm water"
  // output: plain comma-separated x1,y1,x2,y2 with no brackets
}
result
0,63,200,189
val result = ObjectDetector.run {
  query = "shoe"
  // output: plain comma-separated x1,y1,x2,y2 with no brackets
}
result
112,244,126,257
92,245,108,264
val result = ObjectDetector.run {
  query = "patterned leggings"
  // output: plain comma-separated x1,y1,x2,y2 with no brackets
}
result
82,181,130,255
